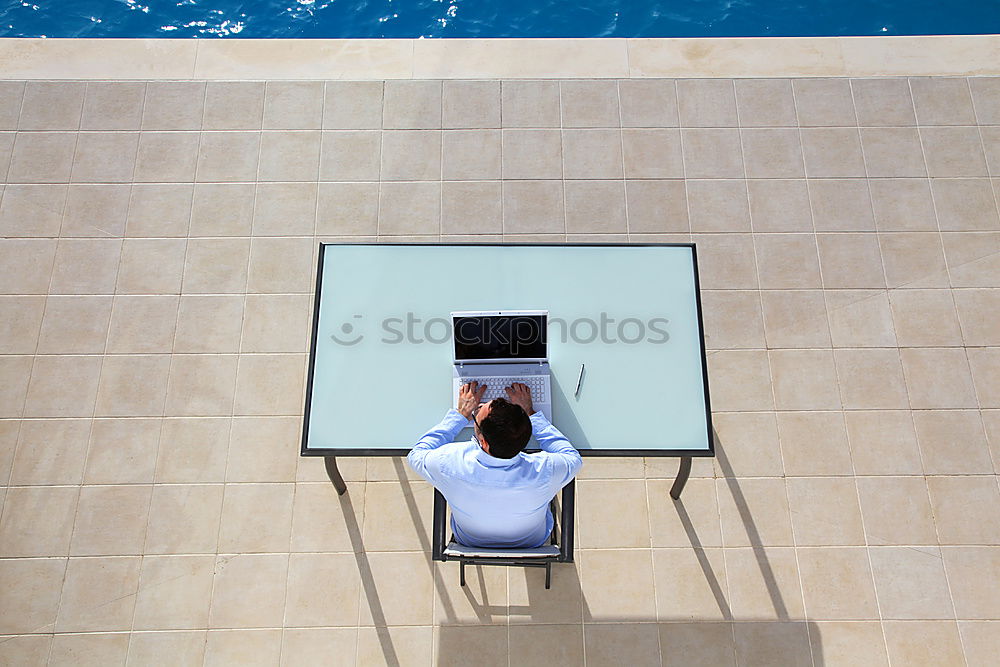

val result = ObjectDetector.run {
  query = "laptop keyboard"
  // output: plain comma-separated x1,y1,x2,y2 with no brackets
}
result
458,376,547,403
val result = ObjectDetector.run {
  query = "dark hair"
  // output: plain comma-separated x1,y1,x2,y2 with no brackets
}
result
478,397,531,459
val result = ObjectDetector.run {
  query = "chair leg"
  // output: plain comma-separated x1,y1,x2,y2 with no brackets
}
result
544,563,551,590
460,561,466,587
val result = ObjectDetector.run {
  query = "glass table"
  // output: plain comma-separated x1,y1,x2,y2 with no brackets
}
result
301,243,713,498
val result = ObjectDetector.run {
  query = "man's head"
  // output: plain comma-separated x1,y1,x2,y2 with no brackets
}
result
473,397,531,459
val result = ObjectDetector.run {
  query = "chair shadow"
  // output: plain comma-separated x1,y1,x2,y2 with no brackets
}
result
343,446,827,666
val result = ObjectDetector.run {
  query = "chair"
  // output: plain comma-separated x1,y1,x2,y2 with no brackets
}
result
431,480,575,590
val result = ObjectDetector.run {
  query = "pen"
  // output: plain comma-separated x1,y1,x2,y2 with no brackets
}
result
574,363,585,397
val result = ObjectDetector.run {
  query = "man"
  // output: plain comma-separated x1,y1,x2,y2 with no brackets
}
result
407,381,582,549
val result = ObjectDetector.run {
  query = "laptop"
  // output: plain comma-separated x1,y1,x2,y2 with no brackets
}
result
451,310,553,422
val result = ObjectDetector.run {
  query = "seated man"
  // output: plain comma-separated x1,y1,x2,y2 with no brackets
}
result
407,381,582,549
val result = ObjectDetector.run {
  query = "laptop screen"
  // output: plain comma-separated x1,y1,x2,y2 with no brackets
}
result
453,314,547,361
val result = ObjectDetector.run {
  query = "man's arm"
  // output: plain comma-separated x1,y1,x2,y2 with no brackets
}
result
530,411,583,487
407,381,486,483
406,409,470,483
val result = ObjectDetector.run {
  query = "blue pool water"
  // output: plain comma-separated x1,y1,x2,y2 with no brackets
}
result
2,0,999,39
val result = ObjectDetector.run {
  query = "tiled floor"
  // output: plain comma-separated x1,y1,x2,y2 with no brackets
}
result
1,77,999,666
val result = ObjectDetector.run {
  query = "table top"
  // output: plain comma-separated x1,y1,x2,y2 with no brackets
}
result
302,243,713,457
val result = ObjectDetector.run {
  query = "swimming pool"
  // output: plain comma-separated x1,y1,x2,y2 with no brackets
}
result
1,0,999,39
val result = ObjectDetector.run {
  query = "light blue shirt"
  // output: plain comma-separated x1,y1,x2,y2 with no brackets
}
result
407,408,583,549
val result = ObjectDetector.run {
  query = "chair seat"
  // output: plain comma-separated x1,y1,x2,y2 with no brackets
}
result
444,540,561,559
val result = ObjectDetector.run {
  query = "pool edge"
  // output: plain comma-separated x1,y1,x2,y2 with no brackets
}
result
0,36,998,79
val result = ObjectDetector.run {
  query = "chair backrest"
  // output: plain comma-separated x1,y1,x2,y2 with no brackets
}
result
432,479,575,563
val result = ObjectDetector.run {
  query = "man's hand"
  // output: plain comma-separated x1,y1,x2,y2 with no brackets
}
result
505,382,535,416
457,381,487,420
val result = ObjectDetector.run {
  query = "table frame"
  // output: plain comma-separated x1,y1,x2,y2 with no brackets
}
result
301,243,714,499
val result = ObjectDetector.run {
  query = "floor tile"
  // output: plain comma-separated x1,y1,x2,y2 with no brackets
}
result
869,546,955,619
127,631,207,666
57,556,141,632
442,130,501,180
736,79,798,127
173,295,244,353
360,481,432,551
0,239,56,295
252,182,317,236
49,238,121,295
792,78,857,127
659,622,735,667
809,178,876,232
218,483,294,553
564,180,626,234
899,348,978,409
910,77,978,125
357,625,432,667
690,233,758,290
233,354,306,416
648,478,722,548
9,418,91,485
809,621,888,667
717,477,793,547
619,79,678,128
968,347,1000,408
856,476,938,545
145,483,224,554
357,551,434,625
258,130,321,182
204,629,282,666
700,290,766,350
442,80,499,129
747,179,813,233
142,82,205,130
724,546,805,619
741,128,804,178
23,354,103,418
959,620,1000,666
770,350,841,410
562,128,623,179
927,476,1000,544
851,78,916,126
0,486,78,557
622,128,683,178
583,623,661,667
687,179,750,233
71,485,152,556
0,635,53,666
95,354,171,417
61,183,130,238
713,411,784,477
577,479,651,548
561,79,620,127
262,81,323,130
761,290,831,348
196,132,260,182
133,554,215,630
205,81,264,130
226,417,302,482
317,182,379,236
869,178,938,231
921,126,989,177
953,288,1000,346
154,417,230,483
861,127,926,178
19,81,86,130
704,350,774,412
932,178,1000,232
580,549,656,620
320,130,381,181
880,231,950,288
882,621,965,665
7,132,77,183
677,79,738,127
681,129,745,178
280,628,357,666
49,633,129,665
889,289,964,347
777,411,854,476
943,547,1000,619
116,238,186,295
755,234,822,289
382,80,441,129
0,183,67,237
816,233,886,289
797,547,879,620
210,554,288,628
378,181,441,235
284,552,361,627
800,128,866,177
733,622,812,667
835,348,910,410
787,477,864,546
0,558,65,634
84,417,160,484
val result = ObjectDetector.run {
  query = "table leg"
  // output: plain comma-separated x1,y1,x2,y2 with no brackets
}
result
324,456,348,495
669,456,692,500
